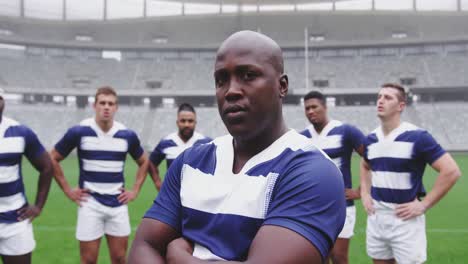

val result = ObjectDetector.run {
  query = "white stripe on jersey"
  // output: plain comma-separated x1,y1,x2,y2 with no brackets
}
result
368,141,414,160
371,171,412,190
0,193,25,213
193,244,227,261
82,159,124,173
0,137,25,154
180,164,279,219
83,181,123,195
164,146,185,160
332,157,342,168
0,164,20,183
311,135,343,150
81,136,128,152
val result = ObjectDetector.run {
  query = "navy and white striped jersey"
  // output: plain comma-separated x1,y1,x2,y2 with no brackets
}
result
55,118,144,207
0,117,46,223
145,130,346,261
149,132,211,169
300,120,365,206
363,122,445,210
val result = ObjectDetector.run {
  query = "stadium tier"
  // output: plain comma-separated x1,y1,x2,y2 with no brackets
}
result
1,46,468,91
4,103,466,151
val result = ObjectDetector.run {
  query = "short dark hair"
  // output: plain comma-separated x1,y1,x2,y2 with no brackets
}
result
303,91,326,106
178,103,195,114
95,86,117,103
380,83,406,102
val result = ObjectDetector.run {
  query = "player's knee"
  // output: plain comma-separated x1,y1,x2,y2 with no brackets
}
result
80,256,98,264
110,254,126,264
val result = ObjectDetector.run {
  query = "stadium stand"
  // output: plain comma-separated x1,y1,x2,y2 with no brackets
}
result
1,46,468,91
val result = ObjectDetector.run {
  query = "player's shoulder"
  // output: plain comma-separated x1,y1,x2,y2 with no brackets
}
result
163,132,179,141
276,130,337,171
1,117,34,136
177,136,218,174
193,132,212,144
113,121,139,138
298,126,312,138
67,118,96,135
156,132,179,147
1,116,20,127
278,131,342,185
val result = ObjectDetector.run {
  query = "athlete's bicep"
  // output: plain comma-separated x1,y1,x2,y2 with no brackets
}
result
245,225,322,264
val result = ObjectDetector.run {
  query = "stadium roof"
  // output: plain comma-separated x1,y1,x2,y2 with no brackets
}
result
0,0,465,20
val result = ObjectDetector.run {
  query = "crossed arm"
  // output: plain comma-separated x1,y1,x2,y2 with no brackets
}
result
128,219,323,264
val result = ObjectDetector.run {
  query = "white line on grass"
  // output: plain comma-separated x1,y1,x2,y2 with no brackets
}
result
354,228,468,234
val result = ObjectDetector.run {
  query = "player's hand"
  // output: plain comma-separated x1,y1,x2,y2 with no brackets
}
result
17,205,42,222
166,237,194,264
118,188,137,204
65,187,89,206
345,188,361,200
395,199,427,220
361,193,375,215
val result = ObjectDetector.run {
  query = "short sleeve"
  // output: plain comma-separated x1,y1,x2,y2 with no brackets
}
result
346,125,366,151
362,136,373,162
149,141,167,166
144,152,184,232
54,126,81,157
263,152,346,260
23,126,46,160
127,131,144,160
416,131,446,165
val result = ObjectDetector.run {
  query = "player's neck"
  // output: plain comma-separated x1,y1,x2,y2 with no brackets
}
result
232,120,288,174
312,118,329,134
381,115,401,136
178,133,192,143
95,118,114,133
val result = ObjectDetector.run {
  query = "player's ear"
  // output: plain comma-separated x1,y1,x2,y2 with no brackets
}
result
278,74,288,98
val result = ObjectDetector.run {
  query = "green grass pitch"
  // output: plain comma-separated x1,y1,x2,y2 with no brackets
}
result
21,153,467,263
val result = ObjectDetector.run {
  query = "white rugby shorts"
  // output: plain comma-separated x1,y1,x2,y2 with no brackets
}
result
338,205,356,239
76,196,130,241
366,210,426,264
0,220,35,255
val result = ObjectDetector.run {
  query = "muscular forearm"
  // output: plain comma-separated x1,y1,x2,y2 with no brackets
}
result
49,153,72,193
131,156,150,195
360,160,372,197
34,167,53,208
422,168,460,210
149,162,162,191
52,163,71,191
132,164,148,194
128,240,167,264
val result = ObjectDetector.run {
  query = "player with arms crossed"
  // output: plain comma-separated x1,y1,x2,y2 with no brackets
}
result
360,83,461,264
300,91,365,264
128,31,346,264
0,88,53,264
50,87,150,264
149,103,211,191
